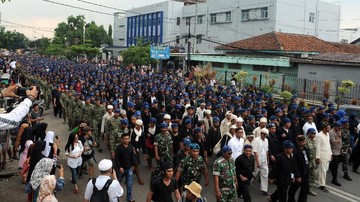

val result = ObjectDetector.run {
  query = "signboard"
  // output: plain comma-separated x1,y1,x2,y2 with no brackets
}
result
150,46,170,60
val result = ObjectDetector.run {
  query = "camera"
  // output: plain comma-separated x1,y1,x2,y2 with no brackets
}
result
54,163,62,169
16,86,41,97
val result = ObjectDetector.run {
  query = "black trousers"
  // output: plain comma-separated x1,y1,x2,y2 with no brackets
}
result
270,183,289,202
330,155,342,180
237,181,251,202
288,176,309,202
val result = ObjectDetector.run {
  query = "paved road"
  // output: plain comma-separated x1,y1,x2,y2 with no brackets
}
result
1,109,360,201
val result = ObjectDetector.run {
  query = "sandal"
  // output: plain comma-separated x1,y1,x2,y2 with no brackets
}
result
74,188,79,194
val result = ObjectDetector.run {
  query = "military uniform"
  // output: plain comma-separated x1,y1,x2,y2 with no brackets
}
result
178,156,206,186
107,117,122,152
306,137,317,193
82,103,94,126
153,132,173,175
72,99,83,129
59,92,68,124
67,96,75,129
213,156,237,202
92,104,106,145
342,128,351,175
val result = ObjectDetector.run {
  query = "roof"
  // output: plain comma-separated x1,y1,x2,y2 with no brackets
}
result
216,32,360,54
291,53,360,67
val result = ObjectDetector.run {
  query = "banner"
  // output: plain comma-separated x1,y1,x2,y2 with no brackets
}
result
150,46,170,60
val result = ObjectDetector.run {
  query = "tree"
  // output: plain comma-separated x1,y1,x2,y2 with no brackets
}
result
121,39,156,67
28,38,51,50
336,79,355,108
85,21,112,47
1,0,10,3
108,24,113,39
0,27,29,50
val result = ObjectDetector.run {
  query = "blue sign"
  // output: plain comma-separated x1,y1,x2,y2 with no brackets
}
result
150,46,170,60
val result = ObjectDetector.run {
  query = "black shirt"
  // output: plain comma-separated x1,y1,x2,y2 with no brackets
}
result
115,144,136,170
151,177,178,202
235,154,255,183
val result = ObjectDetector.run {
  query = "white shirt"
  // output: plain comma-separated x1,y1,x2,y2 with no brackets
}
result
196,107,205,121
65,141,83,168
252,127,265,139
101,112,114,133
316,131,332,162
84,175,123,202
253,137,269,163
302,122,318,136
228,136,244,159
0,98,32,130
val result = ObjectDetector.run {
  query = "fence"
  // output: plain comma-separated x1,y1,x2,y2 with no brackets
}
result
215,70,360,104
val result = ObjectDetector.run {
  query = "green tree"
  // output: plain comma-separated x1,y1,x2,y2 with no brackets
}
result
121,39,156,67
85,21,112,47
336,79,355,108
54,15,85,46
108,24,113,39
28,38,51,51
0,27,29,50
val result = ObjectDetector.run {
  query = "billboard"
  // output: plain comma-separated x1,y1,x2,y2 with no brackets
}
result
150,46,170,60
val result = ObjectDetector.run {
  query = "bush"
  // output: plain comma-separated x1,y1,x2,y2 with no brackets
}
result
280,91,293,102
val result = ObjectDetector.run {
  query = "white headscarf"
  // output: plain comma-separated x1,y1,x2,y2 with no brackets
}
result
42,131,55,157
30,158,53,190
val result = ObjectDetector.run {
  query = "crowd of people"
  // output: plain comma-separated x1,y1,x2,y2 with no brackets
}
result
0,54,360,202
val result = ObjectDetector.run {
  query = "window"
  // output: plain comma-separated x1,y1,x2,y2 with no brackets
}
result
242,10,250,21
186,17,191,25
119,25,125,28
210,14,217,23
228,63,241,69
261,7,268,19
176,36,180,44
176,17,180,25
253,65,269,72
309,12,315,23
225,12,232,22
212,62,224,68
197,15,203,24
196,35,202,44
158,17,161,25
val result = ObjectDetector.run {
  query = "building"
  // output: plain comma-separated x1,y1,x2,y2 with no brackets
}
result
113,0,341,54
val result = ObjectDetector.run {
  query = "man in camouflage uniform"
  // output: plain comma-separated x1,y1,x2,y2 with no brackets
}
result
341,119,352,181
92,98,106,151
66,91,75,130
107,109,122,158
213,145,237,202
44,80,52,109
109,117,129,158
305,128,318,196
72,93,83,129
175,143,209,190
82,97,94,126
154,123,173,176
59,89,68,124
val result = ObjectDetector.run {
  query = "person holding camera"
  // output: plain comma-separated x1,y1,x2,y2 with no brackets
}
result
0,85,38,130
79,126,97,180
84,159,123,202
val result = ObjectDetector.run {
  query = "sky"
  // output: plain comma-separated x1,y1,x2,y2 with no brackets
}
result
0,0,360,41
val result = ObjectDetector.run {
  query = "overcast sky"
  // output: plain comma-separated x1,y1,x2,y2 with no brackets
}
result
1,0,359,41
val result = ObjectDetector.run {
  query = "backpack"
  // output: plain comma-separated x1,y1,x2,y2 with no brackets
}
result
90,178,113,202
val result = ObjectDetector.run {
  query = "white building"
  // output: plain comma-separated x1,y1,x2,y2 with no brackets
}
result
114,0,340,53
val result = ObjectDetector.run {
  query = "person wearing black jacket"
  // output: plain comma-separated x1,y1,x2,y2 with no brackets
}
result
115,133,136,202
267,123,279,168
129,119,146,185
288,135,310,202
268,140,300,202
276,118,295,151
235,145,255,202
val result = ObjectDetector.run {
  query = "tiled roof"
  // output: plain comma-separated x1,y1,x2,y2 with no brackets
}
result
216,32,360,54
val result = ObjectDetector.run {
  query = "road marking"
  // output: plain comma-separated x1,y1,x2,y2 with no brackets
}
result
314,183,358,202
325,185,359,201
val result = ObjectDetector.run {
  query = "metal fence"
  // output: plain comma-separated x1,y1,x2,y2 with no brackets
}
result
215,70,360,104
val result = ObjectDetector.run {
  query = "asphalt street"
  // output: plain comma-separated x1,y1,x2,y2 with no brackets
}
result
1,108,360,202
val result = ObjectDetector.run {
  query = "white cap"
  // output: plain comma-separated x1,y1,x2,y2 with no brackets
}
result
230,125,237,130
98,159,113,171
120,109,126,115
200,102,206,106
231,115,237,120
164,114,171,119
205,110,211,115
107,105,113,110
236,117,244,122
260,117,268,123
135,119,143,126
225,111,232,116
261,128,269,135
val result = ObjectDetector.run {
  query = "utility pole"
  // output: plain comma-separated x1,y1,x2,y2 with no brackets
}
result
187,19,191,73
193,0,198,53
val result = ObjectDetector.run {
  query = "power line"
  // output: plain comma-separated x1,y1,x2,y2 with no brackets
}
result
76,0,140,14
42,0,114,16
1,20,55,33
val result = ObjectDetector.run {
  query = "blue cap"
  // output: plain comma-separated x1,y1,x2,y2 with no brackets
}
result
323,113,329,119
267,123,276,128
248,115,255,120
221,145,232,153
190,143,200,150
275,109,282,113
128,102,135,108
175,104,182,109
213,116,220,122
283,140,294,148
292,115,299,120
334,121,342,127
121,119,129,125
114,109,120,114
172,123,178,128
185,119,192,125
243,145,253,150
341,119,349,124
183,138,191,147
307,128,316,134
160,123,168,129
284,118,291,123
153,99,158,104
194,127,202,133
150,117,157,124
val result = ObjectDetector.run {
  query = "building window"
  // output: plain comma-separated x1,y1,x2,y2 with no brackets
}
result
225,12,232,22
186,17,191,25
119,25,125,28
212,62,224,68
261,7,268,19
228,63,241,69
158,17,161,25
210,14,217,23
253,65,269,72
176,17,180,25
242,10,250,21
196,35,202,44
309,12,315,23
197,15,204,24
176,36,180,44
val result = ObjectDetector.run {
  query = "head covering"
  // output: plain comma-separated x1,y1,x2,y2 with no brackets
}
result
114,109,120,114
30,158,54,190
267,123,276,128
98,159,113,171
37,175,57,202
184,181,202,198
307,128,317,134
334,121,342,127
283,118,291,123
205,110,211,115
183,138,191,147
283,140,294,148
225,111,233,116
107,105,113,110
161,162,173,171
243,144,253,150
121,119,129,125
341,119,349,124
260,128,269,135
160,122,168,129
164,114,171,119
221,145,232,153
260,117,267,123
135,119,143,126
185,119,192,125
236,117,244,122
172,123,178,128
296,135,306,142
190,143,200,150
150,117,157,124
42,131,54,157
213,116,220,122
